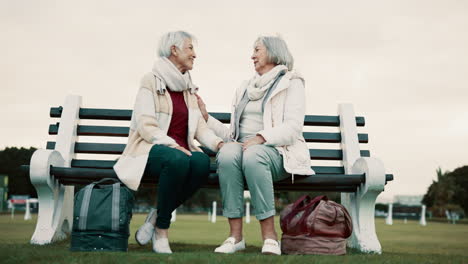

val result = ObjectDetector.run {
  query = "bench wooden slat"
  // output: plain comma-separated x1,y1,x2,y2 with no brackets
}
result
71,159,117,169
49,166,362,191
309,149,370,160
47,141,125,155
50,107,365,127
303,132,368,143
198,146,371,160
304,115,365,127
312,166,345,174
58,177,359,192
49,124,368,143
53,166,364,185
49,124,130,137
47,141,370,159
50,107,132,121
21,164,393,189
70,159,346,174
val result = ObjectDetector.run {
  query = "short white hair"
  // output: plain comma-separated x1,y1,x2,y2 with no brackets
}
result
158,31,196,57
255,35,294,70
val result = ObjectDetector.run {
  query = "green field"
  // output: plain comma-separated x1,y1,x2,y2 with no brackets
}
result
1,214,467,264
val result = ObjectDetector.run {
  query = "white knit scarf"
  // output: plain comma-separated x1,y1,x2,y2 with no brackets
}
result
246,65,288,100
152,57,198,93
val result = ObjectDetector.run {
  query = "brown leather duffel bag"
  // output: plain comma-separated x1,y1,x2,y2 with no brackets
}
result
280,195,352,255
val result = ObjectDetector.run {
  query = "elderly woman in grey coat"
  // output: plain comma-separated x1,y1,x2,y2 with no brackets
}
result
114,31,223,254
197,35,313,255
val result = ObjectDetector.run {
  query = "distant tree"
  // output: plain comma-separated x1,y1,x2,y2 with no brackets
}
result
0,147,37,197
447,166,468,215
423,166,467,217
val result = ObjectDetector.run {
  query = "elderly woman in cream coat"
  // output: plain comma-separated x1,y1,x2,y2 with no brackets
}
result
114,31,223,254
197,35,313,255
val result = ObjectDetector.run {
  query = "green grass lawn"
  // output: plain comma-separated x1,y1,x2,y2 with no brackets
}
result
1,214,467,264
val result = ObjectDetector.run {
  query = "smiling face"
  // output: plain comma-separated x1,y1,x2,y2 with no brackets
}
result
251,42,276,75
170,38,196,73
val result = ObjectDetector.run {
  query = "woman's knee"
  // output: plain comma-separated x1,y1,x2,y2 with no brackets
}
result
242,145,275,183
191,151,210,165
189,152,211,175
242,145,270,169
216,143,242,166
164,148,190,170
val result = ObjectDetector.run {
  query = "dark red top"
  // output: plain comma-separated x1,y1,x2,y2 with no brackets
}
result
167,89,189,150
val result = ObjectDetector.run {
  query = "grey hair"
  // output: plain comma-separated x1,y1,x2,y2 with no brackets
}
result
158,31,196,57
255,35,294,70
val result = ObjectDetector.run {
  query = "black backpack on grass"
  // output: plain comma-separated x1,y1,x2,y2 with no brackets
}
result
71,178,135,252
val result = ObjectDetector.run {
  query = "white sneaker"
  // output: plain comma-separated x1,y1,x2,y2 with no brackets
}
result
152,231,172,254
261,239,281,255
135,209,156,246
214,237,245,254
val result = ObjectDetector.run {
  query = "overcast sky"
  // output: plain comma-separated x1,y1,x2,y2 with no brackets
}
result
1,0,467,202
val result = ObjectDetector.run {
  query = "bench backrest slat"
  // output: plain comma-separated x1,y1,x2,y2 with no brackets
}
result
49,124,130,137
50,107,365,127
48,105,371,178
70,159,347,174
46,141,370,159
48,124,368,143
50,107,132,121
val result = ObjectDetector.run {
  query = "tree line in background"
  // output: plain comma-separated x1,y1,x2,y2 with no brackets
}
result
0,147,37,197
422,166,468,217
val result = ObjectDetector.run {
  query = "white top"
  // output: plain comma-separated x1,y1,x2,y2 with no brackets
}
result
239,99,264,142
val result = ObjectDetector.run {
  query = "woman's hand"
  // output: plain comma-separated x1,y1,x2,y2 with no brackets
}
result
175,146,192,156
242,135,266,151
195,94,209,122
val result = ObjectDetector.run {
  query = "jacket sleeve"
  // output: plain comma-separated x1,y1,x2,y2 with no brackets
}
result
133,75,179,148
206,115,231,142
195,111,224,152
257,78,305,146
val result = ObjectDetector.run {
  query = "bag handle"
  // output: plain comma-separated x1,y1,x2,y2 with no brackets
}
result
341,204,353,237
292,195,326,213
78,178,121,231
283,195,327,225
291,195,311,210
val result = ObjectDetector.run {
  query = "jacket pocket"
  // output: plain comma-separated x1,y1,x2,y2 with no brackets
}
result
284,138,310,166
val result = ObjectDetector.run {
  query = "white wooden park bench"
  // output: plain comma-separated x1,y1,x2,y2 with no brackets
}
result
23,95,393,253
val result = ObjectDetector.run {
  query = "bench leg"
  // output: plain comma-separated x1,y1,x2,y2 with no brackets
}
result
29,149,74,245
341,157,386,254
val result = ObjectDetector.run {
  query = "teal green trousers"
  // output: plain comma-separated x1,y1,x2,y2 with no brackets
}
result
216,143,289,220
143,145,210,229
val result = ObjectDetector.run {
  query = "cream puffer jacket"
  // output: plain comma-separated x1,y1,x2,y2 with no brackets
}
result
207,71,314,177
114,72,223,191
